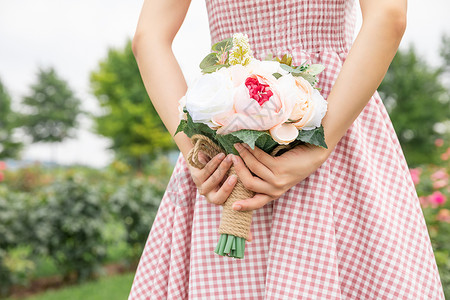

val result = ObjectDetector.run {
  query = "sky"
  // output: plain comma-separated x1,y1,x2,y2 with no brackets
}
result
0,0,449,168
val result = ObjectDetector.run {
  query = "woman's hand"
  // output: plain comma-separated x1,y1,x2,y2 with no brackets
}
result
187,151,238,205
230,142,330,211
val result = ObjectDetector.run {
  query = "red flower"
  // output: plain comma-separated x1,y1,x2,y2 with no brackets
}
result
245,77,273,106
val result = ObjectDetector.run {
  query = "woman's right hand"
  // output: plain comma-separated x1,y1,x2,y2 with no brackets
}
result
187,152,238,205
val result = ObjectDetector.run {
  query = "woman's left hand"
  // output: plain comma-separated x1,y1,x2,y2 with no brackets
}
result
230,142,331,211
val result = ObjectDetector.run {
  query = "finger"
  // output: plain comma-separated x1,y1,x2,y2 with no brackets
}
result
198,152,226,182
234,143,273,181
240,143,277,169
207,174,237,205
231,155,273,194
201,154,233,195
198,150,210,165
232,193,273,212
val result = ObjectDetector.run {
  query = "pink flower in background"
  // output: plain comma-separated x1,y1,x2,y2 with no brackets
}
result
419,196,429,208
434,180,449,189
0,161,6,170
409,168,421,185
436,209,450,223
431,169,449,190
435,138,444,147
429,191,447,206
431,169,448,181
441,148,450,161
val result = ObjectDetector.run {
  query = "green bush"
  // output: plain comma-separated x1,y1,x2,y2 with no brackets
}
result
0,189,35,296
109,177,161,261
29,176,108,282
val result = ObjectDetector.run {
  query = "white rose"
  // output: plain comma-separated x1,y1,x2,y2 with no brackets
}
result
178,95,187,121
301,88,328,130
185,69,234,128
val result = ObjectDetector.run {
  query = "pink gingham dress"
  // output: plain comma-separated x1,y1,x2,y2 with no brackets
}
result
129,0,445,299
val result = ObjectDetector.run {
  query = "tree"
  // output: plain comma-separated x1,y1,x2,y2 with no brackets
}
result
21,67,81,143
90,40,176,170
0,79,22,159
378,44,450,166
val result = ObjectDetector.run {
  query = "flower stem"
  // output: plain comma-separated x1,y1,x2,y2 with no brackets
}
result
214,234,245,259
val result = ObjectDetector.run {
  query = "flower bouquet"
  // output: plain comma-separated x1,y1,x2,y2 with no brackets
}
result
175,33,328,259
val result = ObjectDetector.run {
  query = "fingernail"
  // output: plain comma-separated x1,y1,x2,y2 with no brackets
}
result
232,155,239,163
217,153,225,159
233,203,242,211
234,143,242,151
227,175,237,185
225,154,232,162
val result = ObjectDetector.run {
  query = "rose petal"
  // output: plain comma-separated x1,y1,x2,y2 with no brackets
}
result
269,123,299,144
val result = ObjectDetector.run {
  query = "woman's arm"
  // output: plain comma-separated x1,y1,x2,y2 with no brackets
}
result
320,0,407,154
229,0,408,211
132,0,238,206
132,0,194,159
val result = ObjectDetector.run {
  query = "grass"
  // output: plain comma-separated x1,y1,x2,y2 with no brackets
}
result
8,273,135,300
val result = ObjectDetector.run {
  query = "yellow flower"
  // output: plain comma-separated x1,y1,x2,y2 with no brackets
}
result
229,33,253,66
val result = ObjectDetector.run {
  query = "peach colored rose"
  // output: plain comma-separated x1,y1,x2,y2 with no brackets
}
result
212,72,296,138
283,76,328,130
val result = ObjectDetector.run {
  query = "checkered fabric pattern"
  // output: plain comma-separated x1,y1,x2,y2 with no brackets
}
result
128,0,445,299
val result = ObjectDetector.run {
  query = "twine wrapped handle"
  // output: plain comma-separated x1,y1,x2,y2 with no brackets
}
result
186,134,292,242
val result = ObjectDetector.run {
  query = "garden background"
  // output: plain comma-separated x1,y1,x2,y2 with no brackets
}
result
1,0,450,299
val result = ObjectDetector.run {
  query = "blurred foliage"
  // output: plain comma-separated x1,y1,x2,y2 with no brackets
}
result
109,177,162,261
378,44,450,167
0,156,174,298
90,40,176,171
3,164,53,193
411,139,450,297
0,79,22,159
29,177,108,282
440,34,450,70
0,188,35,296
20,67,82,143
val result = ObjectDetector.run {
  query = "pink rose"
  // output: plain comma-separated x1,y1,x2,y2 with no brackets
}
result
0,161,6,171
213,73,295,139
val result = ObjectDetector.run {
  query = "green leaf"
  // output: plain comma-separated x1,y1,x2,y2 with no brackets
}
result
201,64,228,74
272,72,282,79
174,120,187,136
296,125,328,149
230,129,267,149
296,72,317,86
211,37,233,52
216,133,241,154
307,64,325,75
199,53,219,70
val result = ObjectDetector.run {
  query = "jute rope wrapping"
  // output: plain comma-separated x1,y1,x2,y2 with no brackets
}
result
187,134,291,241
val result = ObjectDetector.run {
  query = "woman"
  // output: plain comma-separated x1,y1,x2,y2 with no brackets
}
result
129,0,445,298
